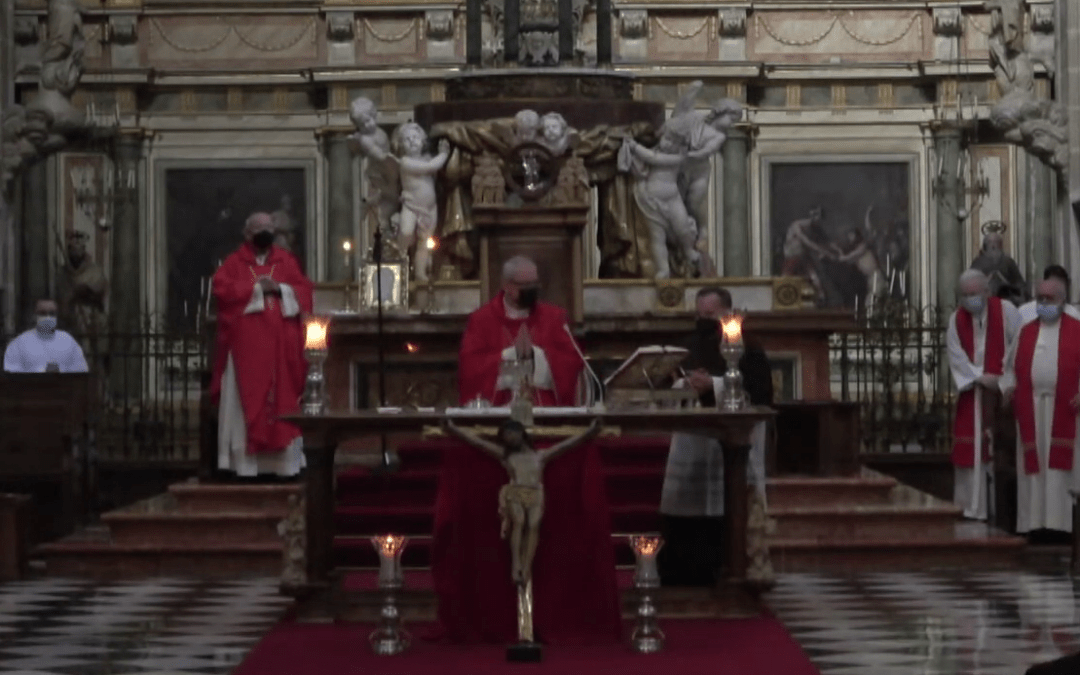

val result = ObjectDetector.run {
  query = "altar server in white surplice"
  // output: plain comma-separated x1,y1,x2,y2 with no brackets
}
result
946,270,1019,520
3,299,88,373
1000,277,1080,534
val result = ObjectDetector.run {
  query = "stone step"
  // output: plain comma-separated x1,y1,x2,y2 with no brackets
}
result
168,482,300,515
769,505,962,540
33,540,282,579
768,533,1025,573
101,511,284,547
765,476,896,508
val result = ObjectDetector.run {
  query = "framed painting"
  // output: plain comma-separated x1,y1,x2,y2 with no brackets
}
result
763,158,915,309
767,352,801,402
160,163,310,332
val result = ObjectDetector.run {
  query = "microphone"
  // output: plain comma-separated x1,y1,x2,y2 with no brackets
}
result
563,324,605,411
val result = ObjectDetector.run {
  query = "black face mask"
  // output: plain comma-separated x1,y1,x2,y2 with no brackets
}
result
252,231,274,249
696,317,718,337
517,286,539,310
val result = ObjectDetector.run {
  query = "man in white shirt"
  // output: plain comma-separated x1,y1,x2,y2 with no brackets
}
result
3,299,88,373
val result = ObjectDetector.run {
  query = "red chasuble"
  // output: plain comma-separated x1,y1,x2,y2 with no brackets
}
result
210,242,313,454
457,291,583,406
1013,314,1080,475
429,293,621,645
951,297,1006,468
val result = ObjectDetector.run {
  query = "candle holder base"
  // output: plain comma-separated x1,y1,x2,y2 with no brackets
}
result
506,641,543,663
630,588,665,653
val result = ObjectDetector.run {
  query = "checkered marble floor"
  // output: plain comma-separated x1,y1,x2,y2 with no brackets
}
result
0,577,291,675
767,570,1080,675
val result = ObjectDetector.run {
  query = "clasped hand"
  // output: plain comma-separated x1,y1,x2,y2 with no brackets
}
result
257,277,280,294
687,368,713,394
514,325,533,359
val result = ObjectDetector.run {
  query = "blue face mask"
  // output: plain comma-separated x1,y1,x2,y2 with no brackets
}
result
960,295,985,314
1036,303,1062,322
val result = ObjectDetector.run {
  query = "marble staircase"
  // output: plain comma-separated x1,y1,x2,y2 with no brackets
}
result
33,481,299,579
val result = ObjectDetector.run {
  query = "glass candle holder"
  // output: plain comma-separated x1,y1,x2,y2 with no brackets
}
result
628,535,665,653
369,534,410,655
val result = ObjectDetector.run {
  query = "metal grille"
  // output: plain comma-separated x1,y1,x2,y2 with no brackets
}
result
3,317,209,464
831,299,956,455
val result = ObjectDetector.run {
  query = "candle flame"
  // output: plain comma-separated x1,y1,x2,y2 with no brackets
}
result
426,236,439,251
342,239,352,252
720,314,743,343
304,316,329,351
405,342,420,353
629,535,663,556
372,534,407,556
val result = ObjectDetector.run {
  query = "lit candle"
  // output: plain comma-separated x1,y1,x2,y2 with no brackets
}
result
719,314,743,344
405,342,419,353
304,316,328,351
342,239,353,272
629,535,663,587
426,235,439,251
371,534,408,587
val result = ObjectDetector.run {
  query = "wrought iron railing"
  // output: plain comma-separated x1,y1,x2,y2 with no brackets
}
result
3,316,209,464
830,298,956,455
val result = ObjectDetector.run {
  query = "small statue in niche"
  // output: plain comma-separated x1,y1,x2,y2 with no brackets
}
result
619,131,701,279
277,493,307,588
442,418,602,584
542,156,589,206
969,229,1027,305
58,230,107,337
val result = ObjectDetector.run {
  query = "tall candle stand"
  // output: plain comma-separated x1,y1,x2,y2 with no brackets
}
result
629,535,664,653
719,314,747,411
342,239,355,312
369,534,410,655
301,316,329,415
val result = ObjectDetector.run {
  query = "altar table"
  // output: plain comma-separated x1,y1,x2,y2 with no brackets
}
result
284,407,774,608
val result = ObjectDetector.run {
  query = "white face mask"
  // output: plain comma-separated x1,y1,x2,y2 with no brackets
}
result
1036,303,1062,323
960,295,985,314
36,315,57,332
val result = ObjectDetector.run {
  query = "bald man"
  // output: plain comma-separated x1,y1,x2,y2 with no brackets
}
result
1001,278,1080,534
946,270,1019,520
210,212,313,478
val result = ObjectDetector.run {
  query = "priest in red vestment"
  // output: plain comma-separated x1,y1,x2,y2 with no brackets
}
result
432,255,622,645
210,212,313,478
1001,278,1080,534
946,269,1019,520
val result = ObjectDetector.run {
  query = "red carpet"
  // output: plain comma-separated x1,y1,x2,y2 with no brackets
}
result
233,617,821,675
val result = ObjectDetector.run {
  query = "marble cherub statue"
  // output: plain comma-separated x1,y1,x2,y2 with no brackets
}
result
443,418,602,585
619,130,701,279
348,97,400,253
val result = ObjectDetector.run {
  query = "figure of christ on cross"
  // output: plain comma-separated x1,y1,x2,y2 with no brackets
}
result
443,418,602,584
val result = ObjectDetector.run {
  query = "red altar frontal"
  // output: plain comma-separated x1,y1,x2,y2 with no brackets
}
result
322,310,856,411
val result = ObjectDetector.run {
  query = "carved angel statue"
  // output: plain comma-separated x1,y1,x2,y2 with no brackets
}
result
987,0,1067,171
537,112,577,157
618,131,701,279
277,494,307,587
443,418,602,584
348,97,400,254
664,81,743,236
35,0,85,131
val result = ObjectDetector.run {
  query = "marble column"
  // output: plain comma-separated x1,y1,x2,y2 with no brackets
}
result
20,160,49,321
0,0,14,332
933,125,963,308
110,132,142,332
1026,150,1055,277
324,132,355,282
722,126,750,277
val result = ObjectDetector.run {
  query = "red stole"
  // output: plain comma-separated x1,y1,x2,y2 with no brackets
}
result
1013,314,1080,474
951,298,1006,468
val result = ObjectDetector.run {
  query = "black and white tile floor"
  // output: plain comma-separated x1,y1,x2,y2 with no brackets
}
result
0,577,291,675
2,572,1078,674
768,570,1080,675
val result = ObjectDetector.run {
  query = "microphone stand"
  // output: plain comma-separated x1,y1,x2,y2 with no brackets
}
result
372,226,399,474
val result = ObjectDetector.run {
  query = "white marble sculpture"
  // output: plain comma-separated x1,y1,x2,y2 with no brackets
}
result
390,123,450,282
619,132,701,279
987,0,1067,171
664,81,743,238
348,97,398,249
